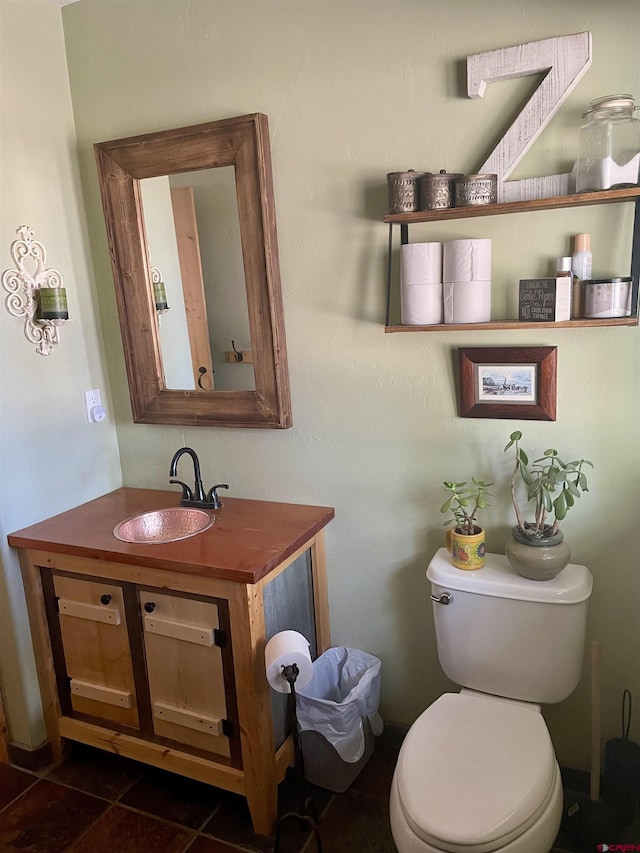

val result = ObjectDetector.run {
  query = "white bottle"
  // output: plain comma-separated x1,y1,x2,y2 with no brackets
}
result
572,233,593,279
555,257,572,322
571,233,593,318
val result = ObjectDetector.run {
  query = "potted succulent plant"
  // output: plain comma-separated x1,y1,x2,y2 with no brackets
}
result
440,477,493,570
503,430,593,580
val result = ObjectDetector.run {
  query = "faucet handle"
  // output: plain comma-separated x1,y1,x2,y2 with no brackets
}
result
207,483,230,510
170,479,194,503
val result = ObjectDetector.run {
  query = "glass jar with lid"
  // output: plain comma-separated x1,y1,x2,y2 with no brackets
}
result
576,94,640,192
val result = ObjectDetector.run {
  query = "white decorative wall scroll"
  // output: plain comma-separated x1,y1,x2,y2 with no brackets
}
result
468,32,592,202
1,225,70,356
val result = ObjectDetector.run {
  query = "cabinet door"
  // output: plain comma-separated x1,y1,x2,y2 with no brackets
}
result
139,590,231,758
52,574,139,729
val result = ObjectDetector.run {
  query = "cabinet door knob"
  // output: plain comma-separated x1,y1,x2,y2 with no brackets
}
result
144,601,156,613
100,594,112,605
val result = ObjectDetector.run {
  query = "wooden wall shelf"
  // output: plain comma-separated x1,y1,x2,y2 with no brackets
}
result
384,187,640,329
383,187,640,224
385,316,639,332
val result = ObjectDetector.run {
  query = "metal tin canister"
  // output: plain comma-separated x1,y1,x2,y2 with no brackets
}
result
455,174,498,206
584,277,632,318
420,171,463,210
387,170,428,214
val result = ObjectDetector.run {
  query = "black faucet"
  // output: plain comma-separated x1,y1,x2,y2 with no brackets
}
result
169,447,229,510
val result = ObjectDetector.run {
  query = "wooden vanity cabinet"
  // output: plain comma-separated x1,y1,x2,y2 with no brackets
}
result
9,488,334,836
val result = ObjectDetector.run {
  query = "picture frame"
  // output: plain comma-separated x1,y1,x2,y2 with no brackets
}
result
458,346,557,421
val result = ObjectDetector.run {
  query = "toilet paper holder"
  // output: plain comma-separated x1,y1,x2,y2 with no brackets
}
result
266,633,323,852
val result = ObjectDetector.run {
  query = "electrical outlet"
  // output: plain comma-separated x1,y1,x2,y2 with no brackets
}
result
85,389,105,423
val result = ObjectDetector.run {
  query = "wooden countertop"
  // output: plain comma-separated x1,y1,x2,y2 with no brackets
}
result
8,488,335,584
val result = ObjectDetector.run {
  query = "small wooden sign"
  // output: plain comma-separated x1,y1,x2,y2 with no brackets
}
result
519,278,566,322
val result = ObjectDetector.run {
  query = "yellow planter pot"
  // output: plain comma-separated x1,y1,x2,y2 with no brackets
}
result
445,526,486,570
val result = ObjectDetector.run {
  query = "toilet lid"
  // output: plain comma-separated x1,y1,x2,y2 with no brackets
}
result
396,693,557,852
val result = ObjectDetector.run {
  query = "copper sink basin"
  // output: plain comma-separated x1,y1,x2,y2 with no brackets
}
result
113,507,214,544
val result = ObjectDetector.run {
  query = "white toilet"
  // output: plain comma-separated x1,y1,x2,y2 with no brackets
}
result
390,547,593,853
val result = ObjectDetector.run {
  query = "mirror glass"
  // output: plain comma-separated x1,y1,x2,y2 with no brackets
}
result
94,113,291,428
140,168,255,392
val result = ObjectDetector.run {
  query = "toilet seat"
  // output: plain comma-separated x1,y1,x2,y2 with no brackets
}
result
395,692,557,853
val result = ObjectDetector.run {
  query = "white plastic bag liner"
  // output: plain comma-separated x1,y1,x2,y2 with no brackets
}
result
296,647,383,763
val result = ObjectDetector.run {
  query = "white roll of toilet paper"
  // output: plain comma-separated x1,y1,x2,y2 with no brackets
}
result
401,242,442,286
443,239,491,282
443,280,491,323
265,630,313,693
401,283,443,325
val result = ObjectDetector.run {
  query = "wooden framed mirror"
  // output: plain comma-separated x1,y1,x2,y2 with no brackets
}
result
94,113,291,428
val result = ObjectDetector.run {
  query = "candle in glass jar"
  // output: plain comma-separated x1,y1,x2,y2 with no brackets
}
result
38,287,68,320
153,280,169,311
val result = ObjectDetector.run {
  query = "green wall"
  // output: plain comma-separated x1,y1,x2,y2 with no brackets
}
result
0,0,122,748
1,0,637,769
63,0,640,768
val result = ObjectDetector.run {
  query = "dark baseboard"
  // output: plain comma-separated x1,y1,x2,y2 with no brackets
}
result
8,739,53,772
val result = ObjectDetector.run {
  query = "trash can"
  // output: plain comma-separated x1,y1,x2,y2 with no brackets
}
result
295,646,383,792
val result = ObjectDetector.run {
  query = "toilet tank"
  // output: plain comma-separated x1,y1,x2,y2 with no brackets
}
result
427,548,593,704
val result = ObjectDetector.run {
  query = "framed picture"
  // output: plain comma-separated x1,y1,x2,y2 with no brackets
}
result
458,346,557,420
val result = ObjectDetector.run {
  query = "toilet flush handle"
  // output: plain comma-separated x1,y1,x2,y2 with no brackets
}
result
431,592,453,605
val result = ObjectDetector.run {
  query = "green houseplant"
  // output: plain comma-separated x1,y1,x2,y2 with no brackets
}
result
440,478,493,570
503,430,593,580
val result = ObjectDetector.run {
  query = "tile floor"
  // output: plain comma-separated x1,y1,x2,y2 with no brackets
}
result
0,728,402,853
0,729,638,852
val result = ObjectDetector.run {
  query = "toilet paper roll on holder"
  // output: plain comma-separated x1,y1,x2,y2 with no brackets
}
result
265,631,323,852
